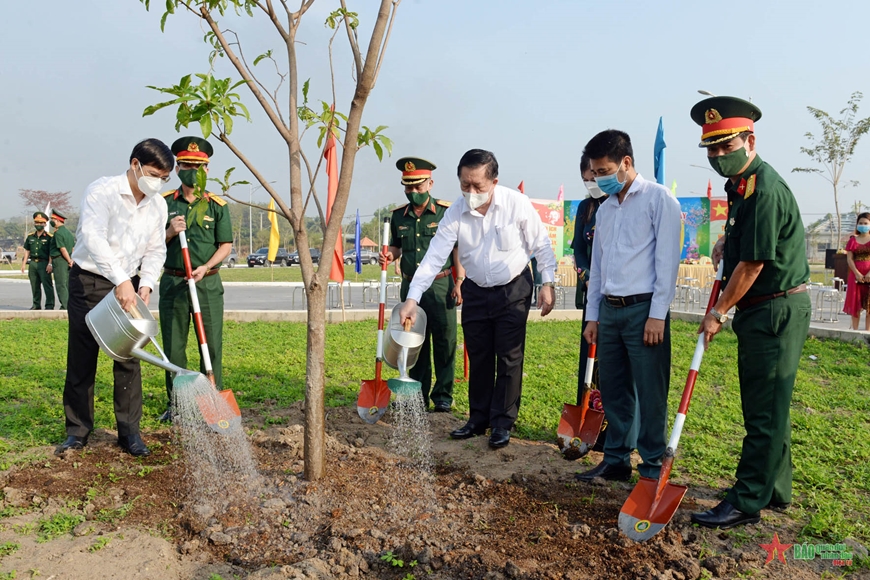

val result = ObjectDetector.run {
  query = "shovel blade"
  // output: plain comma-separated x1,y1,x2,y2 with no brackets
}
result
557,404,605,457
358,379,391,424
618,477,688,542
195,389,242,435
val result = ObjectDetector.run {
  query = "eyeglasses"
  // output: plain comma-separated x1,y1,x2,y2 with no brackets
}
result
137,161,172,183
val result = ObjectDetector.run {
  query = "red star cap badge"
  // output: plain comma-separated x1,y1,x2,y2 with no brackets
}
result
759,532,793,565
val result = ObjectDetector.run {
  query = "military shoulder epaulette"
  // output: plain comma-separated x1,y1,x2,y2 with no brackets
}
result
435,199,451,208
393,204,408,212
161,190,176,198
207,193,227,206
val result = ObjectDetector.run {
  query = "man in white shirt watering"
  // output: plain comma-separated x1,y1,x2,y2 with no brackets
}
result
399,149,557,449
57,138,173,457
578,130,681,482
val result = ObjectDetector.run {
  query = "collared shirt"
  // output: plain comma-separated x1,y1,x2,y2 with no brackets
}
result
24,231,52,261
586,174,681,322
49,225,75,258
163,188,233,270
389,197,453,277
72,173,168,290
407,185,556,302
721,154,809,297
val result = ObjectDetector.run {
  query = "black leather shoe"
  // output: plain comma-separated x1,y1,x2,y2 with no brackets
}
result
158,408,172,423
488,428,511,449
118,434,151,457
574,460,632,482
56,435,88,455
433,402,452,413
691,500,760,529
450,422,487,439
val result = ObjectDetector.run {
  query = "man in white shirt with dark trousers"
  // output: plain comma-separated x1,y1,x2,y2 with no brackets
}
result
57,138,173,457
578,130,681,482
399,149,557,449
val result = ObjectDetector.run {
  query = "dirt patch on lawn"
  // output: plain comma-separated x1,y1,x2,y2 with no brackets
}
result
0,403,862,579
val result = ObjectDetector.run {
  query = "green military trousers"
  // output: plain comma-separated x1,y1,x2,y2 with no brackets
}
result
401,276,457,407
159,273,225,403
726,291,811,514
52,259,70,310
28,261,55,310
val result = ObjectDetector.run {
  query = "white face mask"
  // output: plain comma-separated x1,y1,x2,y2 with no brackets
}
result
462,188,491,211
135,162,164,198
584,180,606,199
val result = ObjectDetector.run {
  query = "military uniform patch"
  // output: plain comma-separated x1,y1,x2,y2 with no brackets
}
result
736,178,747,196
745,175,756,199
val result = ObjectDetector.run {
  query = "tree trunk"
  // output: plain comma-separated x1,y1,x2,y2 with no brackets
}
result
303,282,326,480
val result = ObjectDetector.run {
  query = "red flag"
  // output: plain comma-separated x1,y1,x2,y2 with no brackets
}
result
706,179,712,200
324,134,344,283
557,184,564,202
517,180,525,194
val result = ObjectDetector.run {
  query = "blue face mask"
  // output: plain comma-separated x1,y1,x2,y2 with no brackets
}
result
858,224,870,234
594,162,627,195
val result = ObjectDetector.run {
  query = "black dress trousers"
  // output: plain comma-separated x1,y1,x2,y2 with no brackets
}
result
63,266,143,438
460,268,533,430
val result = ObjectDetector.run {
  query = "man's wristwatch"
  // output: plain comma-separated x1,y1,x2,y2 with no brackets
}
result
709,308,728,324
542,282,555,288
455,276,465,282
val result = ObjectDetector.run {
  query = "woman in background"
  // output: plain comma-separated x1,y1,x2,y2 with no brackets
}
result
843,212,870,330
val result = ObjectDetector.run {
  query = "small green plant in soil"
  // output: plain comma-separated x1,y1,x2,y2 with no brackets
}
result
36,512,84,542
88,537,110,552
0,542,19,558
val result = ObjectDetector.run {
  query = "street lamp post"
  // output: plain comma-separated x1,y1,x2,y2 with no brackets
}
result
690,164,716,173
697,89,717,97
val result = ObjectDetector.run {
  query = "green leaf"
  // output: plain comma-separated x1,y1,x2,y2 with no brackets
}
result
372,140,383,162
302,79,310,104
379,135,393,157
253,50,272,67
222,111,234,135
199,114,212,138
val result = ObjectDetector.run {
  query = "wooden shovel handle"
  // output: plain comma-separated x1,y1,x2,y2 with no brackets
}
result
403,318,412,332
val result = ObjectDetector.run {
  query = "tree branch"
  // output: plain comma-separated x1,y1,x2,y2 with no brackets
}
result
217,133,300,234
199,6,293,145
373,0,402,85
225,29,287,127
339,0,363,77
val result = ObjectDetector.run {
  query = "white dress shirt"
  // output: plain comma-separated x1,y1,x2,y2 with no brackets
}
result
72,173,168,291
585,174,681,322
408,185,556,302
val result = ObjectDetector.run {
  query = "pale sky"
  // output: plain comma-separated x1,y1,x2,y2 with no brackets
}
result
2,0,869,226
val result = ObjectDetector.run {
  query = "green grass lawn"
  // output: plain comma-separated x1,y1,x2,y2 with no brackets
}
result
0,318,867,544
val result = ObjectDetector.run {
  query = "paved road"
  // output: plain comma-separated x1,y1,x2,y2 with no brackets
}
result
0,276,859,336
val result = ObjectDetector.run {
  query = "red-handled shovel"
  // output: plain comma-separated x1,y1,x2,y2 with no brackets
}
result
618,264,723,541
178,230,242,434
357,218,393,423
557,342,605,458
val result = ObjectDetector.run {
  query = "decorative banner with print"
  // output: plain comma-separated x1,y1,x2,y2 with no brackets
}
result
530,198,565,259
678,197,729,260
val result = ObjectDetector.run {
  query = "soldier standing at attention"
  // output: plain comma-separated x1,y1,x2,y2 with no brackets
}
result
158,136,233,421
49,210,75,310
690,97,811,529
380,157,464,412
21,211,55,310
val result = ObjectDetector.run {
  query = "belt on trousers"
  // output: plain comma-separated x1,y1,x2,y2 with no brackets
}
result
735,284,807,311
604,292,654,307
402,269,451,282
163,267,220,278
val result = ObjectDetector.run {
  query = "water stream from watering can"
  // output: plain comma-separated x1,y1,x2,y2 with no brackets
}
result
171,374,261,510
388,345,434,476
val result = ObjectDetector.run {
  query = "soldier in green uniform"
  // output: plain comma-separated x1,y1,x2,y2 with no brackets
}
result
20,212,55,310
158,137,233,421
48,210,75,310
690,97,811,529
380,157,464,412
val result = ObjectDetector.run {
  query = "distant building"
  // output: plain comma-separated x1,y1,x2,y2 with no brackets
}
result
805,212,857,263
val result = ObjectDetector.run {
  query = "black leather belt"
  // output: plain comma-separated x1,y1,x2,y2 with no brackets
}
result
605,292,654,307
736,284,807,311
164,267,220,278
403,269,451,282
